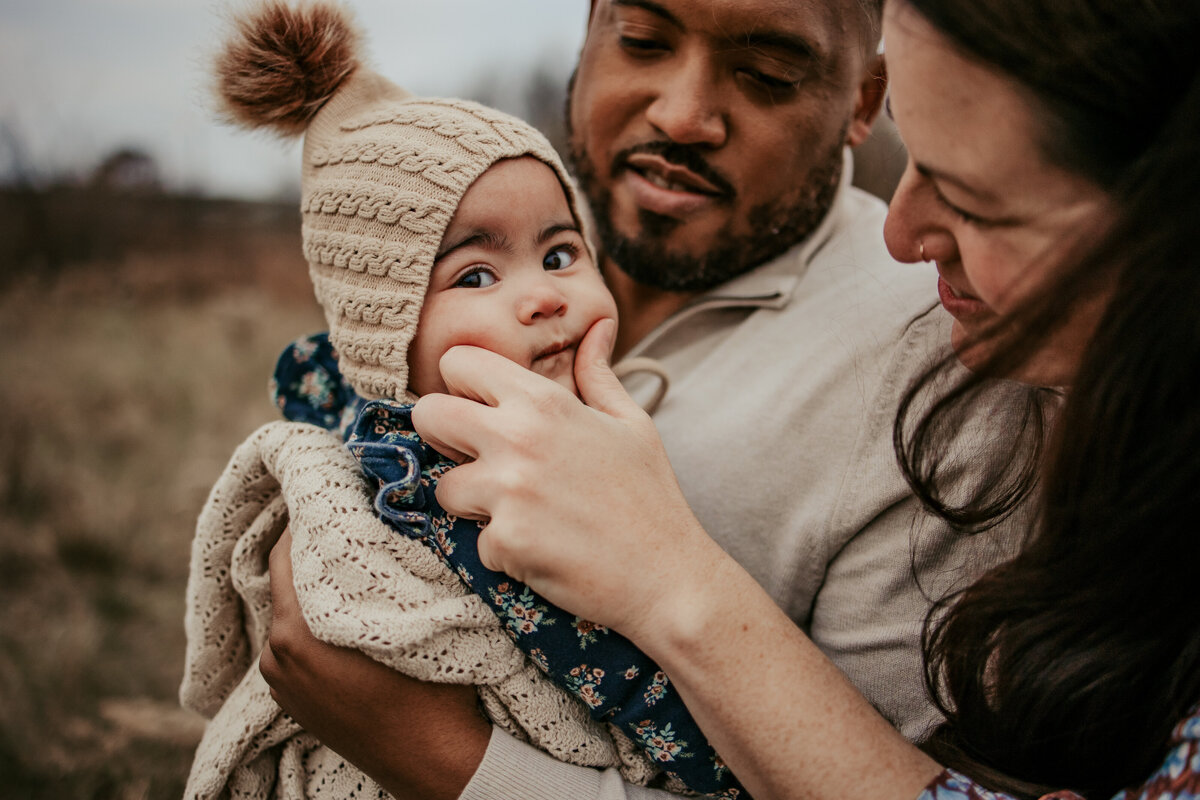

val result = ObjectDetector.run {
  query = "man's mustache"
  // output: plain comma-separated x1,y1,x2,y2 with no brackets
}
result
612,141,736,199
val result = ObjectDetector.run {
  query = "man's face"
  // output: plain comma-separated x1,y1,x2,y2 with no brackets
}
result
568,0,878,292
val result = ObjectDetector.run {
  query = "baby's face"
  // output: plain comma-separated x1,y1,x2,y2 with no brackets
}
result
407,157,618,397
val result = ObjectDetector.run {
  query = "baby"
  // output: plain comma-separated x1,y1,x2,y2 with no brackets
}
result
183,2,734,798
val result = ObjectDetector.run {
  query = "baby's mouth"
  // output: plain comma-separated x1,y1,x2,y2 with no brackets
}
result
531,341,577,376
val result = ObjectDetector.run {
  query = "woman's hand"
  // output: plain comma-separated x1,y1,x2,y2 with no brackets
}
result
413,321,945,800
261,528,491,800
411,319,726,641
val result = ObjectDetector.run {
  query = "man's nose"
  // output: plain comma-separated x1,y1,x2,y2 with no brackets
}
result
644,56,728,147
517,277,568,323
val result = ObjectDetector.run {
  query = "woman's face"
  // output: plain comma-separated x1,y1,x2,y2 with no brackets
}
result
881,2,1112,387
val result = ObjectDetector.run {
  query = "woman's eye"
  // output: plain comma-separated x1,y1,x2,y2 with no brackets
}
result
455,268,497,288
932,189,993,227
543,245,577,271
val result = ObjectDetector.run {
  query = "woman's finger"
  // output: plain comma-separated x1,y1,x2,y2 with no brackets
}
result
429,459,493,523
410,392,487,463
438,345,558,406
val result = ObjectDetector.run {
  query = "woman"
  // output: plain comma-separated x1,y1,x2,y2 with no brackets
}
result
266,0,1200,797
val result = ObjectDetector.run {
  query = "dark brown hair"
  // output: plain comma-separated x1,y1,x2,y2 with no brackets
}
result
892,0,1200,796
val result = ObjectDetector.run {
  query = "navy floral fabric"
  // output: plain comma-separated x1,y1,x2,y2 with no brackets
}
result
918,705,1200,800
270,332,366,438
347,399,743,797
272,334,743,797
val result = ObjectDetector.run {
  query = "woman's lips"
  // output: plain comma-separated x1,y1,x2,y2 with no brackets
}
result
937,275,990,320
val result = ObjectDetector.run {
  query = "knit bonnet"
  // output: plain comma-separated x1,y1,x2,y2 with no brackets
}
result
214,1,588,401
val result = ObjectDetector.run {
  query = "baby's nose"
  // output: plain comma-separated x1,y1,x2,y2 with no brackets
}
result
518,279,568,323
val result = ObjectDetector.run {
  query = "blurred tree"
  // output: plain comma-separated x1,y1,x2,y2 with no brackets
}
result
90,148,162,193
0,122,59,282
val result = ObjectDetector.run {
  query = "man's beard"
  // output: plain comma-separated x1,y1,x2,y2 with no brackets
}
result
566,86,845,293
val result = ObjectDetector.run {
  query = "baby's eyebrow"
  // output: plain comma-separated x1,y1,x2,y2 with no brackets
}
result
536,221,580,245
436,228,511,261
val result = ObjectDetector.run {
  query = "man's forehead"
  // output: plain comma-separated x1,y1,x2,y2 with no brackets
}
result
600,0,858,33
598,0,866,60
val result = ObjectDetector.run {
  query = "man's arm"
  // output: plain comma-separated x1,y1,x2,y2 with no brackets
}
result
261,528,491,800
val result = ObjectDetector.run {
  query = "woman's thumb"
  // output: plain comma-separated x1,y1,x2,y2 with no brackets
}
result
575,318,637,416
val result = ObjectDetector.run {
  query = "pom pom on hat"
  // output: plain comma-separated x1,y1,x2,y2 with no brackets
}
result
215,1,361,136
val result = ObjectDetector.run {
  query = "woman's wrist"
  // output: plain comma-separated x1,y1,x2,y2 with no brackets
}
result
622,519,754,669
614,527,945,800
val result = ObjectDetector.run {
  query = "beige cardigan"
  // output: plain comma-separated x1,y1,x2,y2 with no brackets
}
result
179,421,657,799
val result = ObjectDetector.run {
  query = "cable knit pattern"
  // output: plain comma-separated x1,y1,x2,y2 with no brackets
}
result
302,229,430,283
301,182,451,230
339,109,511,154
308,142,475,190
181,421,656,799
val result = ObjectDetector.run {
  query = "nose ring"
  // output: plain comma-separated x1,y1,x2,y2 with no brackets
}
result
919,241,928,262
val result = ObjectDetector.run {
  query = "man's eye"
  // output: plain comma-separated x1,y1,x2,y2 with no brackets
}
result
738,68,800,93
543,245,577,271
619,35,668,54
455,267,497,288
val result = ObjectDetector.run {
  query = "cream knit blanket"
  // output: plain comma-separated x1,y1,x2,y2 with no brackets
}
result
180,421,655,799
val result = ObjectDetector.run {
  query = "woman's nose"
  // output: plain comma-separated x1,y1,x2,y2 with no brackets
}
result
883,159,958,265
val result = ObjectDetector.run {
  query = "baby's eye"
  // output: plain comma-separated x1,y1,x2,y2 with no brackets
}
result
454,267,497,288
543,245,578,271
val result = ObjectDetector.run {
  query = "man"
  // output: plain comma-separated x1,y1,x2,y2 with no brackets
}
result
261,1,1027,797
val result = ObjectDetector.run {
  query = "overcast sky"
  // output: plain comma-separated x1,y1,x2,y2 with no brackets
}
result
0,0,590,199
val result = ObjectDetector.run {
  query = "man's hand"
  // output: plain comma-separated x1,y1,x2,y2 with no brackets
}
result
411,319,724,644
261,528,491,800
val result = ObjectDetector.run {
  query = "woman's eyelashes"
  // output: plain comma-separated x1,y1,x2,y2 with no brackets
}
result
930,183,999,227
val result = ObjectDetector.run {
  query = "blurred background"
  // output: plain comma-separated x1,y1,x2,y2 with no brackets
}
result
0,1,588,796
0,1,904,796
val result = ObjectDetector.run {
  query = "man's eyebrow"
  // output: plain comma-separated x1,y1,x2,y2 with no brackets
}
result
738,28,822,65
612,0,683,29
914,162,1000,204
436,229,511,261
612,0,821,65
536,222,580,246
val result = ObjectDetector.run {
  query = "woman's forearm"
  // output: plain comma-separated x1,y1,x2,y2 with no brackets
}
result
631,531,944,800
413,341,945,798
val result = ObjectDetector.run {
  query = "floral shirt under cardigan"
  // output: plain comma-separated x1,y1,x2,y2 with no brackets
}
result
273,334,744,798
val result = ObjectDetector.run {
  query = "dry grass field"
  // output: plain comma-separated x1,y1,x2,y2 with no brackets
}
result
0,188,324,797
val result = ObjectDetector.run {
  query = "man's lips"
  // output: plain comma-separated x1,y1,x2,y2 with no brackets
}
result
619,152,731,218
624,153,723,196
